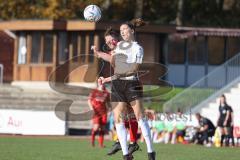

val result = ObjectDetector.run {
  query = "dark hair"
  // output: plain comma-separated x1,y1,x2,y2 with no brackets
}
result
221,94,226,99
122,18,147,31
104,27,119,40
195,113,201,118
220,94,227,105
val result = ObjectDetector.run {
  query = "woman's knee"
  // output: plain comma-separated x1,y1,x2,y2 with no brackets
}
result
93,124,99,131
130,101,144,120
113,102,127,123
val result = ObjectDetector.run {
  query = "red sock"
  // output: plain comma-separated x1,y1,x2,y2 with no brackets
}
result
129,119,138,143
91,129,96,147
99,130,104,147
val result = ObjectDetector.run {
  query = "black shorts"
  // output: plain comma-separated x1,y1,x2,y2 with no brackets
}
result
218,119,231,127
111,79,143,103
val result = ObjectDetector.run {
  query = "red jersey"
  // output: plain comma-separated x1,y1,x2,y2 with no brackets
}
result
89,89,109,117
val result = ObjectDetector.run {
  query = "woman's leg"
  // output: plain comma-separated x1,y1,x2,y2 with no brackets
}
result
91,123,100,147
113,102,129,156
171,128,177,144
219,127,225,146
130,99,154,153
224,127,230,146
126,106,138,144
99,124,106,148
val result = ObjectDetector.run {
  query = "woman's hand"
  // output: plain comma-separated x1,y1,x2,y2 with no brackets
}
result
98,77,104,84
99,76,111,84
91,45,100,57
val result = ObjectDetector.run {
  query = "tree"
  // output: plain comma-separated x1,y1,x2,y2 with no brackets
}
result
0,0,240,27
134,0,143,18
176,0,184,26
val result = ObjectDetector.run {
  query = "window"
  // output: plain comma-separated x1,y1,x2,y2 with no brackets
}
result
70,32,78,62
18,33,27,64
58,32,69,62
227,37,240,59
208,37,224,65
80,34,86,63
89,34,94,63
31,32,41,63
188,36,205,64
168,37,185,64
43,33,53,63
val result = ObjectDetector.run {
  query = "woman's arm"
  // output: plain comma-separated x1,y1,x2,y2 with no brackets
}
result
88,98,93,110
217,107,220,126
125,63,139,75
92,45,111,62
110,53,115,67
97,51,111,62
99,76,112,84
231,112,234,126
116,63,139,77
224,110,230,126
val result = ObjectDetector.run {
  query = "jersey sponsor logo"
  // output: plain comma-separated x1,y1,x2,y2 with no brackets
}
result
222,109,226,114
118,41,133,50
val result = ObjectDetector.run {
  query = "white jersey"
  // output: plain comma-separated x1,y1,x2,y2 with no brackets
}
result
114,41,144,64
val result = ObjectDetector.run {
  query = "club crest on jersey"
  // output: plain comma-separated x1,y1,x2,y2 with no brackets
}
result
118,41,132,50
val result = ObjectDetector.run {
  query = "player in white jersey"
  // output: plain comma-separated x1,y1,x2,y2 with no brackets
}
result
100,18,156,160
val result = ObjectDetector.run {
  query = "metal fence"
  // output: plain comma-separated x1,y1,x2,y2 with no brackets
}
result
163,52,240,113
0,64,3,84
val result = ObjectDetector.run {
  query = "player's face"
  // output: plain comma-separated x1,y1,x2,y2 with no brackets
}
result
105,35,117,50
120,24,134,41
220,97,225,104
195,115,200,121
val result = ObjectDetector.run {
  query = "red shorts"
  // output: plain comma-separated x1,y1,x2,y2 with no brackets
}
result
93,114,107,125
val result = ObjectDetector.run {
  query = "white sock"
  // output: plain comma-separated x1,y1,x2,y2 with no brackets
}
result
138,118,154,153
115,123,128,155
151,130,154,141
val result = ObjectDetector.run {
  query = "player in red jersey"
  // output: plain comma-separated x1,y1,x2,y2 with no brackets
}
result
92,27,140,155
88,78,110,148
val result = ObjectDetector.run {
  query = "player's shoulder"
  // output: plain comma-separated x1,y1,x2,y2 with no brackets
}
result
132,41,143,48
90,89,97,95
89,89,97,97
202,117,208,123
133,42,143,52
227,105,233,111
133,42,144,53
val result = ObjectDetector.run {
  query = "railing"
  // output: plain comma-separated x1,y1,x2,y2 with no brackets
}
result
0,64,3,84
163,52,240,113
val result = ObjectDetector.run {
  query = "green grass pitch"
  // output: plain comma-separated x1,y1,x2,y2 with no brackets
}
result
0,136,239,160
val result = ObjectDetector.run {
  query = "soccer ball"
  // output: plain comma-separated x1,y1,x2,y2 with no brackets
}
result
83,5,101,22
